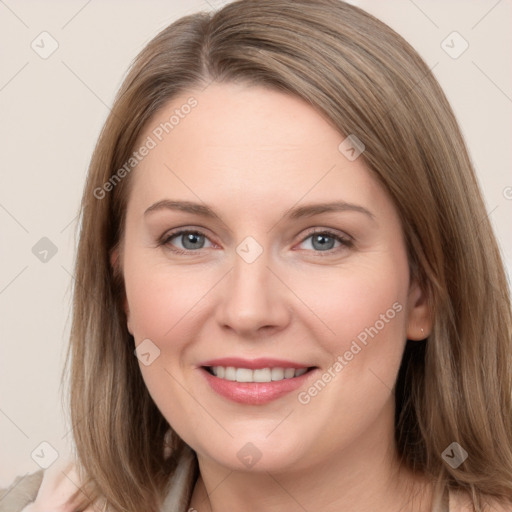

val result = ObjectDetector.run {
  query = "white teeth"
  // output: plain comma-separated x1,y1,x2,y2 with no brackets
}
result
253,368,272,382
225,366,237,381
236,368,253,382
209,366,308,383
271,367,284,381
284,368,295,379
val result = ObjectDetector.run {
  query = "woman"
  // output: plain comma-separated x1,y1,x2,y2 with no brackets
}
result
2,0,511,511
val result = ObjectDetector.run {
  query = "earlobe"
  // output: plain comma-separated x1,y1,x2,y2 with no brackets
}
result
122,294,133,335
109,247,120,274
406,278,432,340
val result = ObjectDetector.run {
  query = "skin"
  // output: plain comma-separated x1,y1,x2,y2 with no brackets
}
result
116,82,433,512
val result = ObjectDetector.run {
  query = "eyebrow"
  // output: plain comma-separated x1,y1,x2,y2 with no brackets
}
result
144,199,375,222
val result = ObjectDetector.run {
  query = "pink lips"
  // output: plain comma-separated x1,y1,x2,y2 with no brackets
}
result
199,357,316,405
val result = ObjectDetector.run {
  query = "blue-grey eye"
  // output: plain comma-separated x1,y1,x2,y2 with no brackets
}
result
178,232,206,250
300,232,344,252
163,230,213,252
311,233,336,251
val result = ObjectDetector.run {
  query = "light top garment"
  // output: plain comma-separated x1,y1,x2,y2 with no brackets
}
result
0,447,196,512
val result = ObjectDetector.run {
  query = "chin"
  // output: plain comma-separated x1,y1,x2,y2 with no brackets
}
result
191,430,319,474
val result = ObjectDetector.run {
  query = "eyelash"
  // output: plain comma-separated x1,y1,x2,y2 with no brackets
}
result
159,228,354,256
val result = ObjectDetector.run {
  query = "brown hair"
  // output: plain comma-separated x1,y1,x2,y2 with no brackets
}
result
65,1,512,510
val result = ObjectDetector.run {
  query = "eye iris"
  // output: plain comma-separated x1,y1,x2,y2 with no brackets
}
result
174,232,339,251
182,232,204,250
312,233,335,251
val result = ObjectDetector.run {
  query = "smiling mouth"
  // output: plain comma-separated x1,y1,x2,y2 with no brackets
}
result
203,366,316,383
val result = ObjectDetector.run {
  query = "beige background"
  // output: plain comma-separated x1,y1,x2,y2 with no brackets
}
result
1,0,511,487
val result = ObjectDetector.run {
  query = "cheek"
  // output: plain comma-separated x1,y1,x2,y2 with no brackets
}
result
124,260,205,342
297,258,408,358
295,259,409,433
289,259,408,455
123,260,208,429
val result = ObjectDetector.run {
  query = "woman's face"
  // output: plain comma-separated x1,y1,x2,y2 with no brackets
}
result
119,82,428,473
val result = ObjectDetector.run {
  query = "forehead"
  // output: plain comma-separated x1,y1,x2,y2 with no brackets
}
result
128,83,388,218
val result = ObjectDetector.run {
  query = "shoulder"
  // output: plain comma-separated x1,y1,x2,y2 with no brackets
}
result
450,489,512,512
0,458,95,512
0,470,44,512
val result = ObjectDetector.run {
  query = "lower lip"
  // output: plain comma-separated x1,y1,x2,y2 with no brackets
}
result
200,367,316,405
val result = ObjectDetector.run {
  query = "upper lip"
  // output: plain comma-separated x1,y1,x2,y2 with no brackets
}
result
199,357,312,370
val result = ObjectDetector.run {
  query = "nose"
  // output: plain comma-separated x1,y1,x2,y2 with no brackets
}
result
215,247,291,339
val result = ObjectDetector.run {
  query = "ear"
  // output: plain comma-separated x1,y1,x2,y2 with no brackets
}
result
110,248,133,336
405,277,432,340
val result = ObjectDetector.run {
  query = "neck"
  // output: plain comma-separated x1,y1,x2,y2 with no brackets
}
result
188,400,432,512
